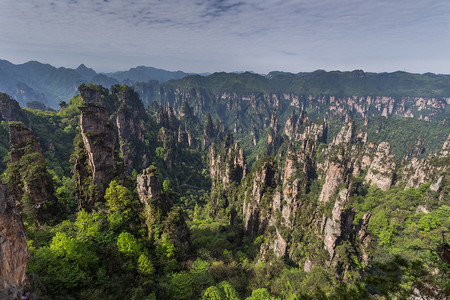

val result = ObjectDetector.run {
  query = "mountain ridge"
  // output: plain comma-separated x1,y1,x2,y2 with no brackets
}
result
0,59,198,108
2,59,450,110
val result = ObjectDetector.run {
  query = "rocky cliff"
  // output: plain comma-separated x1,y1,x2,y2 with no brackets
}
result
8,122,60,223
208,133,246,190
0,182,30,300
76,86,116,210
0,93,29,125
243,160,277,238
402,134,449,190
239,116,384,270
113,85,150,173
137,166,189,257
137,166,172,214
157,82,448,144
364,142,395,190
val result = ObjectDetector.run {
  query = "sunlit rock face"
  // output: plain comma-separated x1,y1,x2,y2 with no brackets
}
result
79,103,116,203
0,182,30,300
365,142,395,191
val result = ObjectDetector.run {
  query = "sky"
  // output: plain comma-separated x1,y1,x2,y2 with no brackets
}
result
0,0,449,74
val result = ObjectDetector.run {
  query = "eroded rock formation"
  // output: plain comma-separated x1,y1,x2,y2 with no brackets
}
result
137,166,190,257
0,93,29,124
209,133,246,190
365,142,395,190
243,160,276,237
0,182,29,300
113,86,150,174
403,134,450,189
8,122,60,222
79,103,116,203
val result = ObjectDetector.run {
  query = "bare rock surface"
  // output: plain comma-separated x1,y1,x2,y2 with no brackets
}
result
0,183,29,300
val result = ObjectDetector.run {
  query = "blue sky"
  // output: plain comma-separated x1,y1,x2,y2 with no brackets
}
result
1,0,449,74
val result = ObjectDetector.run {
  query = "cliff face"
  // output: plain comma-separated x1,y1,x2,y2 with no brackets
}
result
0,93,29,125
403,134,449,190
209,134,246,190
365,142,395,190
0,182,29,300
284,110,327,144
318,121,361,203
114,86,150,173
243,160,276,238
240,117,382,269
9,122,43,163
8,122,60,223
203,113,217,149
79,103,116,198
75,87,116,210
79,87,102,104
281,94,448,121
322,189,354,259
137,166,189,257
136,166,169,211
158,85,448,142
137,166,165,235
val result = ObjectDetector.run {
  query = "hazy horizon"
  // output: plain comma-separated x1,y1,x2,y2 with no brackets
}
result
3,58,450,77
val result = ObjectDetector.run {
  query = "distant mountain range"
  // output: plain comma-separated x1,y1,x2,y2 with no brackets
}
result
0,59,193,108
1,59,450,109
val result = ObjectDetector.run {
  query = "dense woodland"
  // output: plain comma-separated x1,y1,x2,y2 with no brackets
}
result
0,78,448,300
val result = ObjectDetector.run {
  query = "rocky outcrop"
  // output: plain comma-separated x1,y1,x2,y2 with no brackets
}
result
243,160,276,237
403,134,449,189
312,121,375,262
0,182,29,300
0,93,29,125
113,86,150,174
209,134,246,190
318,159,346,203
203,113,216,149
356,212,371,266
322,189,354,258
75,87,117,210
208,134,247,218
284,110,327,146
79,85,103,104
365,142,395,190
268,113,278,145
136,166,172,233
136,166,164,208
78,102,116,205
8,122,60,223
9,122,43,162
318,120,368,202
137,167,189,256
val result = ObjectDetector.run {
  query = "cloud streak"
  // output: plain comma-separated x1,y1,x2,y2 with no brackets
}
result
0,0,449,73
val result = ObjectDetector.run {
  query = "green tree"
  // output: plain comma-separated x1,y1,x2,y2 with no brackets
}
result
218,281,240,300
246,288,277,300
105,180,134,218
169,272,194,300
202,286,225,300
137,254,155,276
74,210,100,242
117,232,142,259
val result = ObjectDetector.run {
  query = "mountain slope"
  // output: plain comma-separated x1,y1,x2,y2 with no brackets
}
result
0,60,193,109
0,83,448,299
105,65,190,84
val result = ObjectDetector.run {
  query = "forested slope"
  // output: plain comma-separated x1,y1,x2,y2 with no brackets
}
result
0,79,448,299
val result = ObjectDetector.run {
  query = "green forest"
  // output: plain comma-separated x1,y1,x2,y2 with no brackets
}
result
0,82,448,300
